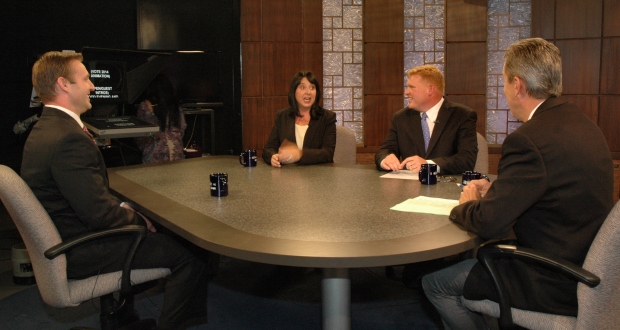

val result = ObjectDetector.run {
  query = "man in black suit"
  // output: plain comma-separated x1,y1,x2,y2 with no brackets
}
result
422,38,614,329
21,51,208,329
375,65,478,174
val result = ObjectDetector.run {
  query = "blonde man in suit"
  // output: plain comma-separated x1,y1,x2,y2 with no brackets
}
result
375,65,478,174
22,51,208,330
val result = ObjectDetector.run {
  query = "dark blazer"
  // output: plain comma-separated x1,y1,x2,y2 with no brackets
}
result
451,97,614,316
374,99,478,174
262,107,337,165
21,107,145,274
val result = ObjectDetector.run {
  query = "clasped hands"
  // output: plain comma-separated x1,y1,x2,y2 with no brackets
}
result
459,179,492,204
381,154,427,172
271,139,302,167
121,202,156,233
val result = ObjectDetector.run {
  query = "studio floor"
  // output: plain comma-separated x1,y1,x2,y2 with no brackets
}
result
0,202,447,329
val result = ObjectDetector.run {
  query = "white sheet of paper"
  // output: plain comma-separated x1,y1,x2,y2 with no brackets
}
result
380,170,419,180
390,196,459,215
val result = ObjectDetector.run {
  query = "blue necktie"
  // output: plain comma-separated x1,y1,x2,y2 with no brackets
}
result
421,112,430,152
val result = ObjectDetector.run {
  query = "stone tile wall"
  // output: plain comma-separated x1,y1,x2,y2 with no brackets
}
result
323,0,364,144
321,0,531,145
404,0,445,104
486,0,531,144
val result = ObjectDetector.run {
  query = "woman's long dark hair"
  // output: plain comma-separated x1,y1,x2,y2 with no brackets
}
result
144,74,181,131
287,71,323,118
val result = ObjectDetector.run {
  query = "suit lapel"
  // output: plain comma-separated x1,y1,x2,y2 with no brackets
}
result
303,117,320,148
426,103,451,156
284,114,297,143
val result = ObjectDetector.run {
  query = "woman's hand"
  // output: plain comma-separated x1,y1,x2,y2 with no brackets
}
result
271,154,281,167
277,139,302,165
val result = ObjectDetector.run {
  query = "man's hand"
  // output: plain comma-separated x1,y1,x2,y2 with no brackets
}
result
137,213,157,233
400,155,428,172
380,154,402,171
121,202,156,232
459,179,492,204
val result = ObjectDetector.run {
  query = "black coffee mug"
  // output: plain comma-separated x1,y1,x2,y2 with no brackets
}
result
239,149,257,167
210,173,228,197
461,171,490,186
419,164,438,185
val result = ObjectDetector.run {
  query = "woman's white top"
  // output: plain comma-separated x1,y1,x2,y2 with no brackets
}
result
295,124,308,150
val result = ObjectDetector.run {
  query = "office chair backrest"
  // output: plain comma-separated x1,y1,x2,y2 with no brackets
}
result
333,125,356,165
474,132,488,174
0,165,73,307
576,200,620,329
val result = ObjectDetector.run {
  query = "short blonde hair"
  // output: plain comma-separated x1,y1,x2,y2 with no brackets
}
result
32,51,83,103
407,65,445,95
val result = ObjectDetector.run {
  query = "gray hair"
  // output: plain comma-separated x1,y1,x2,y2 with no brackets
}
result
504,38,562,98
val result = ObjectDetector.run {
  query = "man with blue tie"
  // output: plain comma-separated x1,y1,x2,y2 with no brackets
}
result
375,65,478,175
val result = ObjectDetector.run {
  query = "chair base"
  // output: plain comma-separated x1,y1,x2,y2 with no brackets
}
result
118,318,157,330
69,319,156,330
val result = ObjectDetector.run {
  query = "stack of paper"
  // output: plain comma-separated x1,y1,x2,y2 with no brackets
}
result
390,196,459,215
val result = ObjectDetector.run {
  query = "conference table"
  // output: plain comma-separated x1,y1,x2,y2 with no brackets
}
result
108,156,479,329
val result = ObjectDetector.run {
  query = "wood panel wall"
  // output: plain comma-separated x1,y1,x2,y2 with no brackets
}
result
362,0,488,151
532,0,620,201
363,0,405,148
445,0,487,137
240,0,620,183
531,0,620,159
240,0,322,152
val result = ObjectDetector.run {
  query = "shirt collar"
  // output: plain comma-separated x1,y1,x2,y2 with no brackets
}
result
421,97,444,122
527,100,545,121
45,105,85,128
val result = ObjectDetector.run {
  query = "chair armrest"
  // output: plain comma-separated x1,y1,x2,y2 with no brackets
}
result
44,225,148,302
477,243,600,287
44,225,147,259
476,242,600,329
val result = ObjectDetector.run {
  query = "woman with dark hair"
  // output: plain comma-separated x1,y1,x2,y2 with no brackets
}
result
262,71,337,166
135,74,187,163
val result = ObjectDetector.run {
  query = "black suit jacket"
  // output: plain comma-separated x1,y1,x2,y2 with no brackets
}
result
262,107,337,165
451,97,614,315
374,99,478,174
21,107,145,274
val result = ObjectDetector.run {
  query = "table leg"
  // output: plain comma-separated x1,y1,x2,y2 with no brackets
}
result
322,268,350,330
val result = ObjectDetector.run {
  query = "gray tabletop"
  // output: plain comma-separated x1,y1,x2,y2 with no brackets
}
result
108,156,478,268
